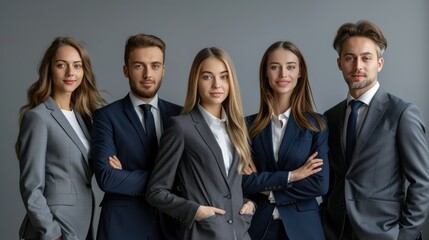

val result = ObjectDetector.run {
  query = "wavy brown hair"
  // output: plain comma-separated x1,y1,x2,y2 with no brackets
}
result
18,36,105,124
249,41,326,138
16,37,105,157
182,47,251,173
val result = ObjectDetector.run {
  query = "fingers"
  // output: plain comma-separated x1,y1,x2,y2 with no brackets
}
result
243,167,253,175
212,207,226,215
290,158,324,182
108,155,122,169
307,151,318,161
306,159,323,169
243,159,258,175
195,206,226,221
240,201,255,215
249,159,258,173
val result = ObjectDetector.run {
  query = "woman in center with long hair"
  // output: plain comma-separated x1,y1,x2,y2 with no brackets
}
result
146,47,255,239
242,41,329,240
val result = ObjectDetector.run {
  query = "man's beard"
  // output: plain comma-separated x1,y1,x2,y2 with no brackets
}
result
347,78,374,90
132,82,161,99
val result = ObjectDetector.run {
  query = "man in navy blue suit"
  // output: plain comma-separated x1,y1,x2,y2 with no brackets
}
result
91,33,182,240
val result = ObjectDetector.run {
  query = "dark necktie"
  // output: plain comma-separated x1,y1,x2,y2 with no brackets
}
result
140,104,158,150
345,100,363,162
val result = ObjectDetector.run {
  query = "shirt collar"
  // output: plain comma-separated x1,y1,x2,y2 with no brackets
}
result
271,107,291,126
198,104,227,128
347,81,380,106
129,92,159,110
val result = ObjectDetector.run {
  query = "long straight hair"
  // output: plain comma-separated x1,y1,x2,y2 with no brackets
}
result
182,47,251,173
249,41,326,138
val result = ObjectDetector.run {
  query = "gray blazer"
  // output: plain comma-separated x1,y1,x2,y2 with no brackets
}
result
322,88,429,240
18,97,94,240
146,108,252,240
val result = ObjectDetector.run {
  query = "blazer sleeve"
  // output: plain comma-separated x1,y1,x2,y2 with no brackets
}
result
242,171,290,195
18,110,62,240
397,104,429,239
92,108,151,196
274,125,330,205
146,118,200,228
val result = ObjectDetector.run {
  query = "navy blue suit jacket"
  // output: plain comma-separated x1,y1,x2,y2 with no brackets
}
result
242,113,329,240
91,94,181,240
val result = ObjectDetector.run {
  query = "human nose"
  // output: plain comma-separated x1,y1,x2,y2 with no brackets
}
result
354,59,363,71
280,66,287,77
212,77,221,89
143,67,152,79
65,64,75,76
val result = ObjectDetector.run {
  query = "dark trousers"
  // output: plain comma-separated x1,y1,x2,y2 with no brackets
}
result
342,215,423,240
341,215,359,240
262,219,288,240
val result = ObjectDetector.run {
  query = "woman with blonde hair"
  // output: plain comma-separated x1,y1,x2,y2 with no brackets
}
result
16,37,105,240
146,47,254,239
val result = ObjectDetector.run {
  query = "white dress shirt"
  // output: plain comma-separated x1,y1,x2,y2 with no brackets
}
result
269,108,291,219
198,104,233,176
129,92,163,143
62,109,90,151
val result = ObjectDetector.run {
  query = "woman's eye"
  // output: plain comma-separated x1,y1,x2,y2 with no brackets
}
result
202,75,213,80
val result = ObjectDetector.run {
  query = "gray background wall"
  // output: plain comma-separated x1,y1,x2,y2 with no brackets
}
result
1,0,428,239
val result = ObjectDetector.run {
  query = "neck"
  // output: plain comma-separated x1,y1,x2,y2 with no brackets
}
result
273,93,291,116
52,93,72,111
201,103,222,119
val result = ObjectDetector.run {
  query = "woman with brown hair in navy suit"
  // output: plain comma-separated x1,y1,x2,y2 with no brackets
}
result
242,41,329,240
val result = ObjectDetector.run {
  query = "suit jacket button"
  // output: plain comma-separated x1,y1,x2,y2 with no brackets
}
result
227,219,233,224
224,194,231,199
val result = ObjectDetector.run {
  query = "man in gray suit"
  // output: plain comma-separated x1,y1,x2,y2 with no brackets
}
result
321,20,429,240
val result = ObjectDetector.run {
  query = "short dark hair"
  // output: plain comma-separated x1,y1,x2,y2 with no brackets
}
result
333,20,387,57
124,33,166,65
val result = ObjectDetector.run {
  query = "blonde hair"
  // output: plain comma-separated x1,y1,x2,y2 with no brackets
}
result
249,41,326,138
182,47,251,173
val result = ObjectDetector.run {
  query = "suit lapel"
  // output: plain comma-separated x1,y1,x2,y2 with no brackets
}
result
46,98,89,159
191,109,230,182
277,114,300,169
258,123,278,170
352,89,389,162
336,101,348,166
122,95,151,152
158,98,172,130
45,98,92,177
